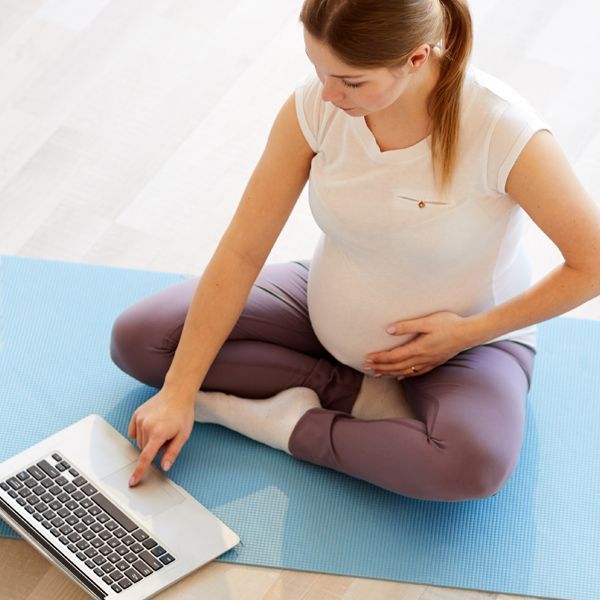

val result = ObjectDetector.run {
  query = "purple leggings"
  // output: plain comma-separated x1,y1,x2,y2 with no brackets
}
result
110,260,535,502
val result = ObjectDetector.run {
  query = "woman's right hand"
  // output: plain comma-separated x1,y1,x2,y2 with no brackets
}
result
127,386,196,487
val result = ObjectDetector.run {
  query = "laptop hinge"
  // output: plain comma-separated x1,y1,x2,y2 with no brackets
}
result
0,497,108,599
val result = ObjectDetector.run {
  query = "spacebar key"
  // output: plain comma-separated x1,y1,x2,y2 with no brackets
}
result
91,493,138,532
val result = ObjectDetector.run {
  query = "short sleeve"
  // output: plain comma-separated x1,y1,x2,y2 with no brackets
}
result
487,99,553,195
294,74,325,153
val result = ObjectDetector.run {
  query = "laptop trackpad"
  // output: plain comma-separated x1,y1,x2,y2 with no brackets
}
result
100,463,185,518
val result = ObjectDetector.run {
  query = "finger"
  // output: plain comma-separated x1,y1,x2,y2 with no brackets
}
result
161,433,188,472
129,436,164,487
136,418,144,450
128,414,137,439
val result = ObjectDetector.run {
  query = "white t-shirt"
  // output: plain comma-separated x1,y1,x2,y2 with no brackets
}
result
294,64,552,373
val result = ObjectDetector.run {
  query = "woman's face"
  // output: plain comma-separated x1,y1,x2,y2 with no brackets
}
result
303,29,431,117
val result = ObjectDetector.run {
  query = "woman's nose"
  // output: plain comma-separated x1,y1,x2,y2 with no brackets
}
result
321,78,344,103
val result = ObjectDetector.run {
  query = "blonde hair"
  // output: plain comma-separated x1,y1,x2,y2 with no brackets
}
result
299,0,473,195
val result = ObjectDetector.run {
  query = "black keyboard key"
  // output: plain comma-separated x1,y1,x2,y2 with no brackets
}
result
8,490,17,499
132,529,148,542
124,553,137,564
151,546,166,557
110,571,123,582
18,488,32,498
69,468,79,477
64,483,76,494
105,521,118,531
82,530,95,541
132,560,152,577
55,462,67,472
121,535,134,546
59,536,69,545
65,500,78,511
94,567,104,577
97,513,109,524
124,567,142,583
76,551,86,561
76,540,90,551
59,461,70,469
49,486,62,496
42,510,56,520
32,486,45,496
37,460,59,479
67,544,77,553
71,491,84,501
80,498,93,508
139,550,163,571
16,471,29,481
88,505,101,516
91,494,137,533
102,562,116,573
81,484,97,496
85,559,95,569
107,538,120,549
82,515,94,526
85,547,98,558
74,508,86,518
65,515,78,525
59,525,72,535
25,505,35,514
49,499,62,510
0,482,9,491
42,520,52,529
40,479,54,489
111,583,123,593
27,466,45,480
72,476,87,487
160,553,175,565
90,523,103,533
142,538,157,549
24,478,38,489
99,530,111,541
50,528,60,537
52,453,63,462
67,532,81,543
91,538,104,549
115,559,129,571
102,575,113,585
7,477,23,490
51,517,63,527
113,528,126,538
119,578,132,590
99,545,112,556
130,543,143,554
107,552,120,564
55,476,67,486
26,496,40,506
16,498,27,506
93,555,107,565
115,545,129,556
74,523,86,533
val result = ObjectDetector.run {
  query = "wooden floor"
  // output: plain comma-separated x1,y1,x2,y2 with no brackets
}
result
1,0,599,598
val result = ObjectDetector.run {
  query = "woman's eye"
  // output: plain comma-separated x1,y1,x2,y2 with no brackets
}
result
343,81,363,88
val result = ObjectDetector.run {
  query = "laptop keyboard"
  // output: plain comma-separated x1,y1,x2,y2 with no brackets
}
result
1,452,176,594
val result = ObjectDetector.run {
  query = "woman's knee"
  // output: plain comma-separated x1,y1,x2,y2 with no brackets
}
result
444,439,521,501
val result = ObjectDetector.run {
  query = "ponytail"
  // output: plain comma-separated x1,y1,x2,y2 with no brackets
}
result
428,0,473,194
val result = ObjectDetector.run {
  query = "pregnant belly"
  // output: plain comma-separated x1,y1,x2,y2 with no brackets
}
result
306,236,489,372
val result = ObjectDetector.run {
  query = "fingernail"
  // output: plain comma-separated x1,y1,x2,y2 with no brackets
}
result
129,476,136,486
386,325,396,334
163,461,171,472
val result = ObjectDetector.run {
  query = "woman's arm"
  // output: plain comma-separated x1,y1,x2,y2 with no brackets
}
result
461,129,600,347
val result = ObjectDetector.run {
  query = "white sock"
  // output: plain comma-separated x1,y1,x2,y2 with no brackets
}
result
194,387,321,454
350,375,417,420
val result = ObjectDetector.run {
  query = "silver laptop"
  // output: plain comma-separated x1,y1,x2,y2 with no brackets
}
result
0,413,240,599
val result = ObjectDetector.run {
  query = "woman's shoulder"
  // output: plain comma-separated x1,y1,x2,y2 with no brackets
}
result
463,64,534,115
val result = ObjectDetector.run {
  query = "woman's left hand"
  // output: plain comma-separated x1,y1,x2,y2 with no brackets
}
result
364,311,471,378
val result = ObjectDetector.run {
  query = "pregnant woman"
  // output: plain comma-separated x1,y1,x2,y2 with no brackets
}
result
110,0,600,500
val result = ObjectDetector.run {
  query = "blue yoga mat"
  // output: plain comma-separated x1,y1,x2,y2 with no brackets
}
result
1,254,599,600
